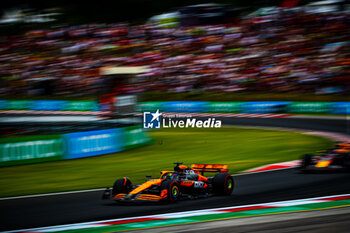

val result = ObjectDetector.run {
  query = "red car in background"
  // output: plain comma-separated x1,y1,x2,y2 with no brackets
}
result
300,143,350,172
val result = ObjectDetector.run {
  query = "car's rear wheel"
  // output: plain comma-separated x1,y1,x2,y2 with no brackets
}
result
160,180,180,202
112,177,132,196
213,173,234,195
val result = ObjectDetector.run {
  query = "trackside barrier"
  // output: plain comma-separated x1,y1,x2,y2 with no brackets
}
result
63,128,124,159
124,125,152,150
287,102,331,113
0,100,100,111
137,101,165,112
0,100,6,109
164,101,209,113
331,102,350,114
32,100,66,111
137,101,348,114
0,100,347,114
7,100,31,110
208,102,243,113
241,101,291,113
64,101,100,111
0,135,63,167
137,101,291,113
0,126,151,167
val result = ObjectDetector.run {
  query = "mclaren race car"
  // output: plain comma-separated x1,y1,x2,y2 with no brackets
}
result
102,162,234,203
300,142,350,172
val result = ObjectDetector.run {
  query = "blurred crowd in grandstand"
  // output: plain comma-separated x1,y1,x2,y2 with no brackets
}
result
0,10,349,97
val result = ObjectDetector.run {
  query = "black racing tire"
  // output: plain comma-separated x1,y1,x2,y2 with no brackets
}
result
300,154,313,169
212,173,234,195
112,177,132,196
160,180,180,202
344,154,350,172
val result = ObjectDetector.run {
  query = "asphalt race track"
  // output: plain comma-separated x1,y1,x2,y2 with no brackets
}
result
1,169,350,231
0,116,349,232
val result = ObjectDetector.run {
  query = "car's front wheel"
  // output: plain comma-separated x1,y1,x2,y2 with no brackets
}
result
300,154,313,172
112,177,132,196
160,180,180,202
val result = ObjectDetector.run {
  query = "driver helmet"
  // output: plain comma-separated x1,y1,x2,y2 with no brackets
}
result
169,173,178,179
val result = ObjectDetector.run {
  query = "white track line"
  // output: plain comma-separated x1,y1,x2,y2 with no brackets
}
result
0,188,105,201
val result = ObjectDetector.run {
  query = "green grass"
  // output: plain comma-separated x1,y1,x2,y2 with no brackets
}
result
0,127,333,197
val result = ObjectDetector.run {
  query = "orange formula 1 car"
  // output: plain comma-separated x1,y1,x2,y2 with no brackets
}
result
102,162,234,203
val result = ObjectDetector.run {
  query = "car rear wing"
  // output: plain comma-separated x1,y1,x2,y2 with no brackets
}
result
190,164,228,174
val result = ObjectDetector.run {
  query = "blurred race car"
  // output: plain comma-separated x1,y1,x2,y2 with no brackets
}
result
300,142,350,172
102,162,234,203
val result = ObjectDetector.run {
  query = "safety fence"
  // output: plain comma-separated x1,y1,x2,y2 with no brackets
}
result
0,125,151,167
